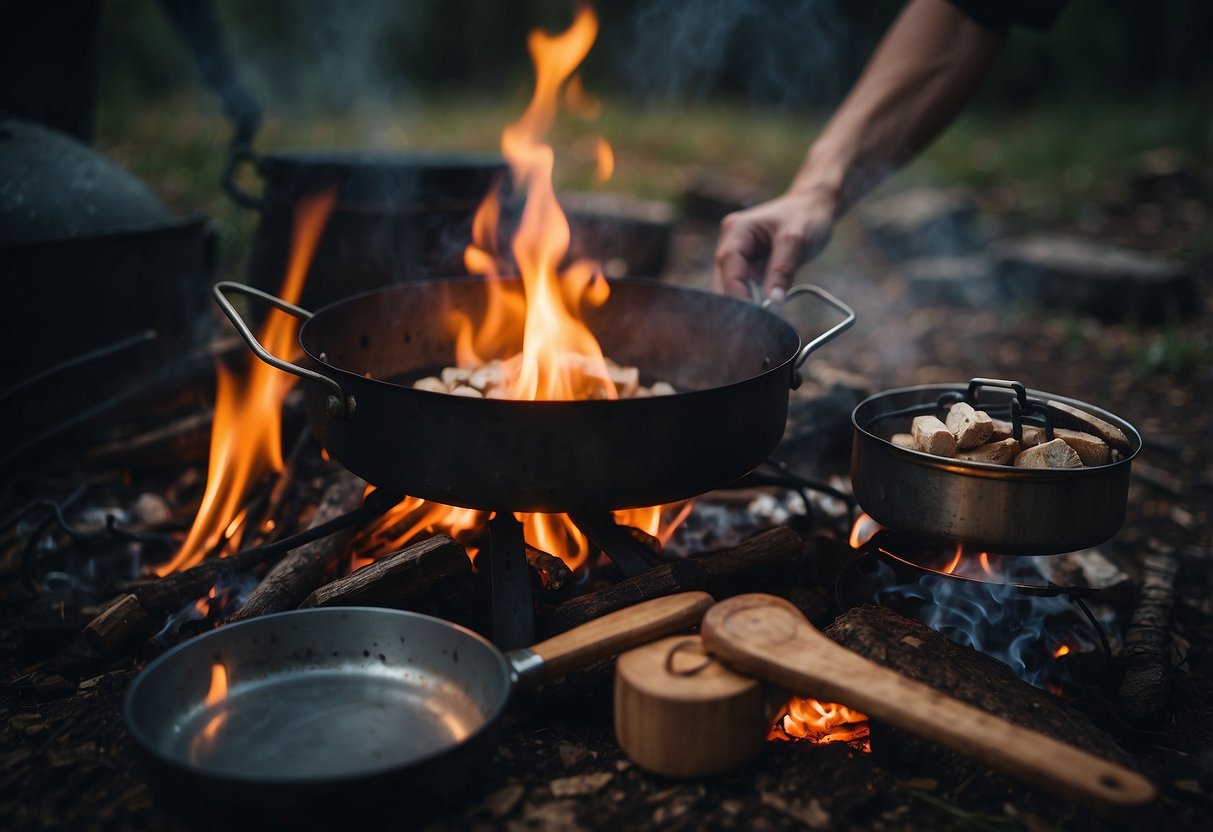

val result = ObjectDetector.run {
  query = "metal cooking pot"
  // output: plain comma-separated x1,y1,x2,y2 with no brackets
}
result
851,379,1141,555
124,594,712,827
214,277,854,512
224,147,507,308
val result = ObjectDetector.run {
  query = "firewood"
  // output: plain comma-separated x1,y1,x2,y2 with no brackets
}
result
956,438,1020,465
227,470,368,623
82,479,400,655
945,402,993,450
1047,400,1132,453
825,605,1128,763
300,535,468,609
911,415,956,457
1054,428,1111,466
1014,438,1083,469
890,433,919,451
83,411,212,468
527,544,574,591
1118,548,1179,725
548,527,805,633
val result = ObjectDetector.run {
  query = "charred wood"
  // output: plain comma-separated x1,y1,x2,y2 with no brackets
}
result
82,480,398,654
83,412,212,469
1118,547,1180,725
300,534,468,609
526,544,573,592
227,471,367,623
548,527,807,634
824,605,1127,764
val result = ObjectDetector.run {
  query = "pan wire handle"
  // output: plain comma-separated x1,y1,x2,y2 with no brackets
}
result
212,281,356,421
763,284,857,372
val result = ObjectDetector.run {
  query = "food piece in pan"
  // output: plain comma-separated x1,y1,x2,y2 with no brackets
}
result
911,415,957,457
1047,400,1132,453
1054,428,1111,466
957,437,1020,465
890,433,920,451
989,418,1046,447
1014,438,1083,469
945,402,994,450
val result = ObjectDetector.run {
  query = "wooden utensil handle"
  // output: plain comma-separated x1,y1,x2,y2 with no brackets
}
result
528,591,714,681
703,594,1156,812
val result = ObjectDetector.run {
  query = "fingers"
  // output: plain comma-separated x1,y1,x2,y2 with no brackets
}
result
712,213,761,299
712,194,835,301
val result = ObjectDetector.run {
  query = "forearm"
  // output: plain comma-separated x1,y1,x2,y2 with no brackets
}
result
791,0,1006,216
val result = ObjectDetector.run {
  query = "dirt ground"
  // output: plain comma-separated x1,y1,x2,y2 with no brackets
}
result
2,172,1212,830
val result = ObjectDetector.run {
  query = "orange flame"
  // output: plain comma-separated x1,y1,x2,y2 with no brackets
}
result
769,697,871,750
1053,643,1072,658
159,188,337,575
190,662,230,762
562,73,601,120
595,136,615,183
350,5,687,569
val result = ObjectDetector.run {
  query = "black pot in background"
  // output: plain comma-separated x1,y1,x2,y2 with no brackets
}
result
225,147,507,309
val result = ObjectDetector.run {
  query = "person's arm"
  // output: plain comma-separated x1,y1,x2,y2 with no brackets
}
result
713,0,1006,300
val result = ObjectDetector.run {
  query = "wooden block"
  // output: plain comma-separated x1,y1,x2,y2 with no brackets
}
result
957,438,1020,465
1055,429,1111,466
946,402,994,450
890,433,920,451
911,415,957,457
1014,438,1083,469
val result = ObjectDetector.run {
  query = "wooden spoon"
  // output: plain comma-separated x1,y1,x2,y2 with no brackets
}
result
690,594,1155,812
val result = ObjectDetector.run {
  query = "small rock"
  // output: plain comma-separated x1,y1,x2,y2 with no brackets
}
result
550,771,613,797
759,792,831,829
130,493,171,526
614,758,632,772
994,233,1198,322
486,784,526,818
558,741,590,769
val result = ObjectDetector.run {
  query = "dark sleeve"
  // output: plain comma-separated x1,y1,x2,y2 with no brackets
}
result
945,0,1068,31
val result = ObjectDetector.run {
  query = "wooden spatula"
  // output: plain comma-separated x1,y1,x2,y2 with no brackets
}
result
695,594,1155,812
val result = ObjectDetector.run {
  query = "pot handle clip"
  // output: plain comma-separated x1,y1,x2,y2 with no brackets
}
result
212,281,356,421
758,284,856,386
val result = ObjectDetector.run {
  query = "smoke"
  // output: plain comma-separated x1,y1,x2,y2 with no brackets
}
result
855,556,1113,691
617,0,856,108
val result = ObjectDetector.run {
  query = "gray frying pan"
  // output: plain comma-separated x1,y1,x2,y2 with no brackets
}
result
124,593,712,828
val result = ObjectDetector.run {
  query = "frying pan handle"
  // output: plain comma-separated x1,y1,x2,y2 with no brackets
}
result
763,284,856,384
507,591,714,687
212,281,356,421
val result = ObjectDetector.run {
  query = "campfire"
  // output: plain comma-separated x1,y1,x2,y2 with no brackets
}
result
3,3,1198,830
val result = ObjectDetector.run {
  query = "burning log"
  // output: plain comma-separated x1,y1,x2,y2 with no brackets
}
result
228,470,367,623
548,527,805,633
299,534,468,610
1118,547,1179,725
82,478,399,654
824,605,1128,765
527,544,573,592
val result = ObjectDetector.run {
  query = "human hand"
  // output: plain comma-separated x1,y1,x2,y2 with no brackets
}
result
712,189,836,302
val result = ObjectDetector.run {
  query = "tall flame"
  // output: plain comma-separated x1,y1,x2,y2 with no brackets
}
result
159,188,337,575
356,5,685,570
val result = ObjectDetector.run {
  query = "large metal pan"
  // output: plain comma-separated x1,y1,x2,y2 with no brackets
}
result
124,593,712,827
214,277,854,512
851,379,1141,555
